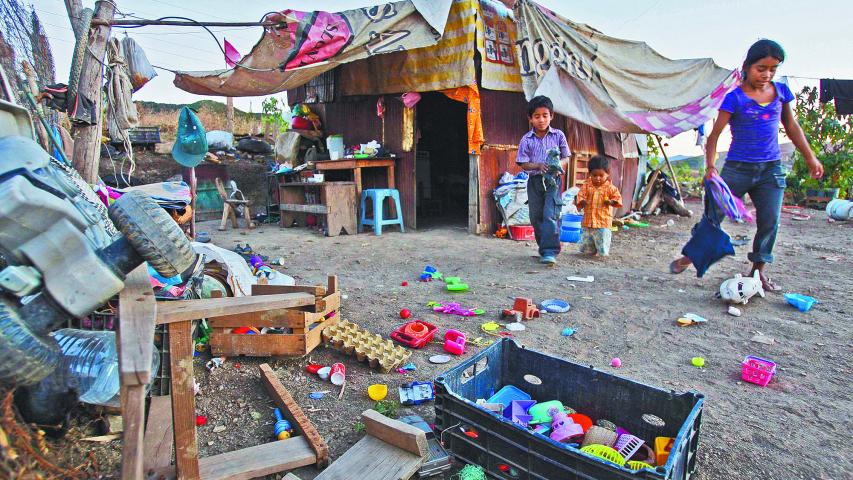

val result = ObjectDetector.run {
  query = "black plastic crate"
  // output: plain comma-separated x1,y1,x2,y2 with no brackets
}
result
434,339,703,480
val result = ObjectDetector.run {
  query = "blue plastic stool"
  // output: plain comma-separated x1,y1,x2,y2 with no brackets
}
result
360,189,405,235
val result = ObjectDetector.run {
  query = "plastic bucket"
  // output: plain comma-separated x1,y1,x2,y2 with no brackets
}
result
826,198,853,221
560,213,582,243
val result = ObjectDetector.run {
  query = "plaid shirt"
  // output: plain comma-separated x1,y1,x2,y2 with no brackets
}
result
516,127,570,175
577,180,623,228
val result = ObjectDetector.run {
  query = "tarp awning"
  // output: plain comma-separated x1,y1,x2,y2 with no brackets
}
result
515,0,739,136
173,0,453,97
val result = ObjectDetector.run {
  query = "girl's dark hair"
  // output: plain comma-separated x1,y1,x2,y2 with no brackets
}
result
588,155,610,172
742,39,785,73
527,95,553,116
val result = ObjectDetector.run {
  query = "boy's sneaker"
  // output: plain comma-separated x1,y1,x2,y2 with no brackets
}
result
540,255,557,265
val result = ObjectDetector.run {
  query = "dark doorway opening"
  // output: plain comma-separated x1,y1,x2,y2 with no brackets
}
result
415,91,469,228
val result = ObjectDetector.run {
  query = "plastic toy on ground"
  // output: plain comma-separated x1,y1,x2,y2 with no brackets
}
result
486,385,531,411
399,308,412,319
784,293,818,312
528,400,564,425
432,302,483,316
506,399,536,426
367,384,388,401
390,320,438,349
580,444,626,467
718,271,765,304
540,299,571,313
273,408,293,440
567,413,592,433
420,265,442,282
741,355,776,386
614,434,644,459
502,297,540,321
444,329,467,355
399,381,435,406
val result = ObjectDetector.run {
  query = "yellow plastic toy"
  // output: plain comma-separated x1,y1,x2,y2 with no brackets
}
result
626,461,654,471
580,444,626,467
655,437,675,466
368,384,388,401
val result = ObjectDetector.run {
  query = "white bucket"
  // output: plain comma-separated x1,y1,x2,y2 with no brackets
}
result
826,198,853,221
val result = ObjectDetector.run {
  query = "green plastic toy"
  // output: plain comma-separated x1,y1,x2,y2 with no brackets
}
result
447,283,469,292
528,400,565,424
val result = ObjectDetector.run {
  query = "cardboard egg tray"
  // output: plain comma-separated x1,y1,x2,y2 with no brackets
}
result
322,320,411,373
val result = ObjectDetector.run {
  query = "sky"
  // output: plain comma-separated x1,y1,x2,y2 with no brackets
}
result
33,0,853,155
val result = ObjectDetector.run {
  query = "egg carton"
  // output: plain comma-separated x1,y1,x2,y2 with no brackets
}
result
322,320,411,373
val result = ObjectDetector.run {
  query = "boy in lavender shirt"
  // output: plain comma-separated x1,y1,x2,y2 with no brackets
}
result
516,96,571,265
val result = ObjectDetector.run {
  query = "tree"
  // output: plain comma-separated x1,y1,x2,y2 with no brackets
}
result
787,86,853,200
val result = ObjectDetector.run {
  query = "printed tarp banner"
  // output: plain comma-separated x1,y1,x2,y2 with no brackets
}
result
476,0,523,92
173,0,453,96
340,0,477,95
515,0,739,136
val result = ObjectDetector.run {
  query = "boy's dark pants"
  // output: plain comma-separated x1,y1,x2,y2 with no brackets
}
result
527,175,562,257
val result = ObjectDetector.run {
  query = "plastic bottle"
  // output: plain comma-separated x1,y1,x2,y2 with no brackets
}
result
53,329,159,406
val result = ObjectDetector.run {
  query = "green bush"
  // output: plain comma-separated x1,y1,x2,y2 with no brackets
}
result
786,87,853,200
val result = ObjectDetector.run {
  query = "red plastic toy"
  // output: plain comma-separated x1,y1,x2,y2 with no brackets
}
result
400,308,412,319
501,297,540,321
444,329,466,355
390,320,438,349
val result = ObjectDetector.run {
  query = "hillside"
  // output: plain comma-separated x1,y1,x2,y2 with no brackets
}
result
135,99,260,119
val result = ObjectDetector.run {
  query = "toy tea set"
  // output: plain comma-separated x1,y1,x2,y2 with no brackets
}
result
475,384,674,471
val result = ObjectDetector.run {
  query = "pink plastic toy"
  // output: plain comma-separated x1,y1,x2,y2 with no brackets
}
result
614,434,644,459
549,407,583,442
444,329,466,355
741,355,776,386
433,302,479,316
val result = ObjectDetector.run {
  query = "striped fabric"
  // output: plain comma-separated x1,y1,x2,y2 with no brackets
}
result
341,0,477,95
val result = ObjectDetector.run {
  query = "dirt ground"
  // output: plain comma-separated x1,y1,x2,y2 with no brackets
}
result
59,198,851,480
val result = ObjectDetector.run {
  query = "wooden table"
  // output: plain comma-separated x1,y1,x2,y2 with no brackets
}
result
279,181,357,236
313,157,396,202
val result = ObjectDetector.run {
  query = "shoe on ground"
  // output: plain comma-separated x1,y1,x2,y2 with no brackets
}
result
540,255,557,264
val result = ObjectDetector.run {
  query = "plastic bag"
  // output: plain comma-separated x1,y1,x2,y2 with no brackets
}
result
122,36,157,92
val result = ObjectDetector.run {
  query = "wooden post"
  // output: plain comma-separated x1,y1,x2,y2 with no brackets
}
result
169,320,200,479
225,97,234,133
655,135,683,200
70,0,115,184
63,0,83,37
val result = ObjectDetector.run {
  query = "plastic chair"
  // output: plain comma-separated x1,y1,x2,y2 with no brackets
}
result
360,189,404,235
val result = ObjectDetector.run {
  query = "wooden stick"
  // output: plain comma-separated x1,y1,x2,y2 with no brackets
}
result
337,380,346,400
656,135,683,200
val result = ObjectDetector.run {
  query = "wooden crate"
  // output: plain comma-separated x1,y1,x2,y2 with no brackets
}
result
208,276,340,357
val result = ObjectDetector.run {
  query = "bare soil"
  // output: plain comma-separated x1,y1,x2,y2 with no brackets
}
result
57,197,852,480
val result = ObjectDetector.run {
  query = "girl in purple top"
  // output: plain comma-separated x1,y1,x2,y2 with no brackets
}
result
670,39,824,291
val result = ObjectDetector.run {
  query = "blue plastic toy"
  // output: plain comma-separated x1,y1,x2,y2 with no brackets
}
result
399,381,435,406
784,293,818,312
273,408,293,440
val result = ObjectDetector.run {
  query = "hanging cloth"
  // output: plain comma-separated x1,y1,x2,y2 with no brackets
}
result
441,84,484,155
819,79,853,115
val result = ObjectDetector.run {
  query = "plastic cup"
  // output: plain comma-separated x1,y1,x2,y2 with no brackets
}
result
330,363,346,386
317,366,331,380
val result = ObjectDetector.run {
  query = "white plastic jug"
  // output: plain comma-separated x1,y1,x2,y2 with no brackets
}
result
326,134,344,160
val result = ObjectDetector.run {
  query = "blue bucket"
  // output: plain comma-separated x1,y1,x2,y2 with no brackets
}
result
560,213,582,243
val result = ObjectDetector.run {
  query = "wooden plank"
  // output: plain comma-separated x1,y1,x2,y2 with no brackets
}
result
279,203,331,214
313,435,422,480
210,314,338,357
327,275,338,295
143,395,174,472
169,321,200,479
468,153,479,234
322,183,357,236
312,291,340,314
361,409,427,457
118,265,156,385
259,363,330,468
120,384,146,480
149,436,317,480
156,293,314,325
207,308,326,329
252,284,326,296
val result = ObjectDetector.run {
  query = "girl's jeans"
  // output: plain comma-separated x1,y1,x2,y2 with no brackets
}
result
710,160,786,264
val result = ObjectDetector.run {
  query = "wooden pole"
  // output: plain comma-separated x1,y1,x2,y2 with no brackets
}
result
655,135,683,200
69,0,115,184
225,97,234,133
63,0,83,37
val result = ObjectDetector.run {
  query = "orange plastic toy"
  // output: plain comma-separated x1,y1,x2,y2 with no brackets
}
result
501,297,540,321
655,436,675,466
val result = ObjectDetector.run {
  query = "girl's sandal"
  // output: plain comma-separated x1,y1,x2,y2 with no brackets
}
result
759,274,782,292
669,258,691,274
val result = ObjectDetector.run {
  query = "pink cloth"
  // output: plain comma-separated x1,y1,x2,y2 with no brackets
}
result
224,39,242,68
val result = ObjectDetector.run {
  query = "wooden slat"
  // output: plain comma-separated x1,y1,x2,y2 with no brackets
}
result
311,291,340,314
118,265,156,385
143,395,174,472
361,409,427,457
149,436,317,480
259,363,330,468
313,435,422,480
326,275,338,295
169,321,200,479
120,384,146,479
209,315,337,357
156,293,314,325
252,284,326,296
279,203,330,214
207,308,326,329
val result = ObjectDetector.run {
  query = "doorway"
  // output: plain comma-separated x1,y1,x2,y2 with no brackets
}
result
415,92,470,228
